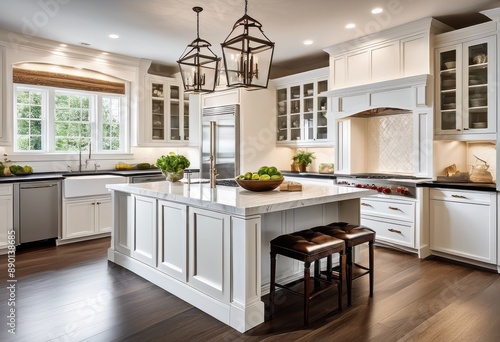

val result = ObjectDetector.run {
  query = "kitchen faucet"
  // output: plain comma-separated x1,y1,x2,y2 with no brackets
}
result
78,141,91,172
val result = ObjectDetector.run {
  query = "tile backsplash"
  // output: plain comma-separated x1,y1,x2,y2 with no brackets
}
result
366,114,413,174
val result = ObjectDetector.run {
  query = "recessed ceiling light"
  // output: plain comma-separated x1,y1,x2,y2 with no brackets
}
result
345,23,356,29
108,34,119,39
371,7,383,14
59,43,67,47
79,42,91,46
303,40,313,45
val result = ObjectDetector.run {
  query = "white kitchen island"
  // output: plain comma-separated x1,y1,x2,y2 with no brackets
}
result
106,180,374,332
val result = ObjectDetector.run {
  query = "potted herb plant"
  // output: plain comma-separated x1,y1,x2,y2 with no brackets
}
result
291,149,316,172
156,152,190,182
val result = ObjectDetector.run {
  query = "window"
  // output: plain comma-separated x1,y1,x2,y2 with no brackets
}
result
14,85,127,153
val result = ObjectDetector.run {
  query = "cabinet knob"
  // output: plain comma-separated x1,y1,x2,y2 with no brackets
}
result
96,202,101,205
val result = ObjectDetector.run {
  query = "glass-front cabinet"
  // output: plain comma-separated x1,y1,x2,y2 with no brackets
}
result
274,68,330,146
435,36,496,138
145,76,189,144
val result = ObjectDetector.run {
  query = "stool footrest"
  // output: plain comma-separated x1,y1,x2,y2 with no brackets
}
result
275,276,341,300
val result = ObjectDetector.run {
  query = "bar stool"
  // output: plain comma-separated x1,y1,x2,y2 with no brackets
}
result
322,222,375,305
269,227,346,325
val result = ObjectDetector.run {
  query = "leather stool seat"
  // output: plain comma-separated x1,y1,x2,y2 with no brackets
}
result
270,227,346,325
323,222,375,305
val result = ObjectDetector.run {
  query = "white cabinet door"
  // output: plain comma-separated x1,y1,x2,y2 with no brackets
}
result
132,195,157,267
157,200,187,281
96,196,112,233
63,199,96,239
0,184,13,249
430,189,496,264
113,192,133,255
188,207,230,302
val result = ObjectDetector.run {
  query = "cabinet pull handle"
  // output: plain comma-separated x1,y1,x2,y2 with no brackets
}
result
361,202,372,207
388,228,402,234
91,203,96,205
96,202,101,205
451,195,467,199
388,206,400,211
463,128,469,130
456,129,461,131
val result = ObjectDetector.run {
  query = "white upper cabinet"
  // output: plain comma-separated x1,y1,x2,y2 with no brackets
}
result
273,67,331,147
138,75,189,146
434,22,497,140
324,18,452,89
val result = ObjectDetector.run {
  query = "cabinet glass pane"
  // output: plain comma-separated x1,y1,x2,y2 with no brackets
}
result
441,111,457,131
169,85,180,140
303,83,313,97
277,88,287,142
152,83,164,97
303,113,313,140
439,50,457,131
152,97,164,140
468,43,488,129
317,80,327,93
291,113,300,141
303,98,313,113
183,93,189,140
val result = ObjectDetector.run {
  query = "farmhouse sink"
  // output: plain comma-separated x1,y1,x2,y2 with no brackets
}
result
64,174,126,198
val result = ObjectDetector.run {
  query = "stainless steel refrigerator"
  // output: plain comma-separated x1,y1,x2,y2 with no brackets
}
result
201,104,240,179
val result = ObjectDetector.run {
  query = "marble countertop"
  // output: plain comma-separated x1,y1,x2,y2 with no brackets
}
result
107,180,375,216
0,169,199,184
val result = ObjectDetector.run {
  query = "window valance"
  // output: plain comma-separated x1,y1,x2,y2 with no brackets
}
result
13,68,125,94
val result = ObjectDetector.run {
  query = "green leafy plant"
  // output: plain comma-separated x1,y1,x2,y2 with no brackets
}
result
292,150,316,166
156,152,190,173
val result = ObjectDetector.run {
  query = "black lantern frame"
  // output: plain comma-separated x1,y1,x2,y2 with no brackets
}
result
177,7,220,93
221,0,274,89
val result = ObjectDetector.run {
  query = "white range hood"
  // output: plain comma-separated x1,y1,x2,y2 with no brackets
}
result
323,74,432,119
324,74,434,178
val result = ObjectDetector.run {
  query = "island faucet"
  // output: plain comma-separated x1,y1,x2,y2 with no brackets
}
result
209,121,218,188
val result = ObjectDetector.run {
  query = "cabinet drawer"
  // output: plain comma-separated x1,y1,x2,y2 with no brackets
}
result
360,197,415,222
430,188,493,204
0,184,13,196
361,216,414,248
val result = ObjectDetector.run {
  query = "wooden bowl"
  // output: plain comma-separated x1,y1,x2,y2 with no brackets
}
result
236,178,284,192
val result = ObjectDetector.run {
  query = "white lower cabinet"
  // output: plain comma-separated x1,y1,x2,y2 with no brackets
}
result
131,195,157,267
158,200,187,282
188,207,231,302
430,188,496,264
62,195,112,240
360,197,416,249
0,184,13,250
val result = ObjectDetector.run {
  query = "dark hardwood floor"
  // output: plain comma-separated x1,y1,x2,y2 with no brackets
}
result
1,238,500,342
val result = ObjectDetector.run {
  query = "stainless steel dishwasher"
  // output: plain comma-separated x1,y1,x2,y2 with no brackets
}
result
14,180,61,244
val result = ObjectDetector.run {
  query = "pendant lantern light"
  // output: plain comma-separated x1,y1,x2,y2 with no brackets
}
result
177,7,220,93
221,0,274,89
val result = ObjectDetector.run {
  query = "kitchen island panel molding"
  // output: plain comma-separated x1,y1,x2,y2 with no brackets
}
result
158,200,187,281
107,182,373,332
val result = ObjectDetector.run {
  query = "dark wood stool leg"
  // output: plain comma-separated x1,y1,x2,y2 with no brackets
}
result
270,251,276,318
338,251,346,310
346,246,353,306
304,261,311,325
314,260,320,290
326,255,332,281
369,240,374,297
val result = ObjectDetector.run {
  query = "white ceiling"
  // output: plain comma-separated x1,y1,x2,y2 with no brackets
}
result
0,0,498,78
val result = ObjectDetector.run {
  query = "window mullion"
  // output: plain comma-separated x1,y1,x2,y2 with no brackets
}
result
46,89,55,152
